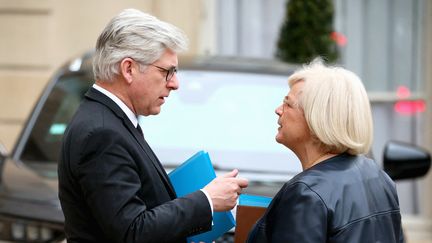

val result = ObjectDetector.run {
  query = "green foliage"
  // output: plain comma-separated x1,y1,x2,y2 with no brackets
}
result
276,0,339,63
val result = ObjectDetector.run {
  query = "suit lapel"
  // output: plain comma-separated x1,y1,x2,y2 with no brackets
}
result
123,120,177,198
85,87,176,198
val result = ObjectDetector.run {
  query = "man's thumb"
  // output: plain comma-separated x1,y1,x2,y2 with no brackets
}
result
222,169,238,178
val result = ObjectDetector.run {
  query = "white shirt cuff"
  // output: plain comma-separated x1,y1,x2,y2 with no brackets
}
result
200,188,214,216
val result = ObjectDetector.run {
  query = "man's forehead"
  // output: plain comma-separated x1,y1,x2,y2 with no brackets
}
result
155,49,178,66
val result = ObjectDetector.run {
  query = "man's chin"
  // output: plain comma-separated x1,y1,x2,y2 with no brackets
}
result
140,107,161,116
150,107,162,115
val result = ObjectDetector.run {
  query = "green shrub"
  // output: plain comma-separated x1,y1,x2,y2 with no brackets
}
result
276,0,339,63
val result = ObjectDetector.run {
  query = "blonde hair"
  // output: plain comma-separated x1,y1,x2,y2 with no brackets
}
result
288,59,373,155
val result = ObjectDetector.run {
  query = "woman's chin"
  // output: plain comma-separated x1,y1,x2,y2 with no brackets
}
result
275,134,282,144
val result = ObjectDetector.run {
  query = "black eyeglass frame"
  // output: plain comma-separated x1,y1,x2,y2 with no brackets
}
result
148,64,177,82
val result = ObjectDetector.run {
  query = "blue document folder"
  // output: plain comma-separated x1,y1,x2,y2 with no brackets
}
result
239,194,272,208
168,151,236,243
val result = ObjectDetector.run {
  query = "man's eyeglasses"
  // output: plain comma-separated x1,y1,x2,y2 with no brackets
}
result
148,64,177,82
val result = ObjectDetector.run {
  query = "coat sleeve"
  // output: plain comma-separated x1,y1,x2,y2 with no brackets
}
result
75,127,212,243
265,182,328,243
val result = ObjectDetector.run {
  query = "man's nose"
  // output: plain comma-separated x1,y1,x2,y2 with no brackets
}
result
167,75,179,90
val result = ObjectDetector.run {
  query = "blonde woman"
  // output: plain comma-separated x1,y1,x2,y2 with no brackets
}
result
247,60,403,243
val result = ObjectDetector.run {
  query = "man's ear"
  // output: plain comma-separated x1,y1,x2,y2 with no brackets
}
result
120,58,135,84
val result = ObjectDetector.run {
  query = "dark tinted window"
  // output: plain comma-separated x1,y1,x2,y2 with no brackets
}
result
20,73,92,177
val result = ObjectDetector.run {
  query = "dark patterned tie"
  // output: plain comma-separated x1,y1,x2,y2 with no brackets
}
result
136,124,144,137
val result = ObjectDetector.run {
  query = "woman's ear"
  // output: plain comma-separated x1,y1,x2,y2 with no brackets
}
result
120,58,134,84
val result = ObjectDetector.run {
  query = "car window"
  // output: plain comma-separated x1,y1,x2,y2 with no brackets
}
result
140,70,302,175
20,73,93,178
18,68,302,184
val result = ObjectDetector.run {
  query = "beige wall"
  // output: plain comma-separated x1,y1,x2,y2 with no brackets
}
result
0,0,204,150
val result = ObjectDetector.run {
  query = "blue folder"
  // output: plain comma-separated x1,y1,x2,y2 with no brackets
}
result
239,194,272,208
168,151,236,243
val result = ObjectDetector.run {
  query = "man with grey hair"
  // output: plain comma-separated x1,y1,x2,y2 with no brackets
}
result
58,9,248,243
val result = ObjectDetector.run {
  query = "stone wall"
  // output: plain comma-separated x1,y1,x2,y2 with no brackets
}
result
0,0,204,150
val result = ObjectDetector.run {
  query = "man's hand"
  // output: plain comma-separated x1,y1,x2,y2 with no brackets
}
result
203,169,248,212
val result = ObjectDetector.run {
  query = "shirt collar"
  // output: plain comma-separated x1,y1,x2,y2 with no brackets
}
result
92,83,139,128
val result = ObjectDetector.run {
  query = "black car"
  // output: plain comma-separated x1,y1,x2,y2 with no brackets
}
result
0,52,430,242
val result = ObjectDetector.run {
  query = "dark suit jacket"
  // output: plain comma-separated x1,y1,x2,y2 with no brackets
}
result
58,87,212,243
247,153,404,243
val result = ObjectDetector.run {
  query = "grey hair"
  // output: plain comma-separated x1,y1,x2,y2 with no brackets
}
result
93,8,188,82
288,58,373,155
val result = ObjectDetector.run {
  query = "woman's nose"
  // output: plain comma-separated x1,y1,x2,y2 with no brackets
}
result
275,104,283,116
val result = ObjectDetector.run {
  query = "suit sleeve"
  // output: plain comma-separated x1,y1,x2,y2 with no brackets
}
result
399,225,405,243
75,127,212,243
265,182,328,243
